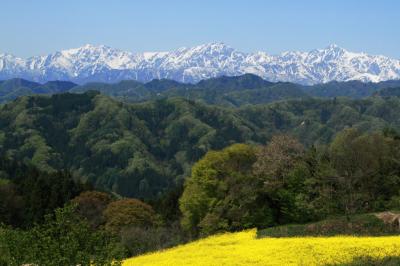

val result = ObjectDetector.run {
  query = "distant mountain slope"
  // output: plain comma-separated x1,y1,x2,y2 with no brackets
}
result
304,80,400,99
70,80,149,99
0,78,76,103
3,75,400,106
373,87,400,97
158,74,309,106
70,74,400,105
70,74,309,106
1,43,399,84
194,74,275,91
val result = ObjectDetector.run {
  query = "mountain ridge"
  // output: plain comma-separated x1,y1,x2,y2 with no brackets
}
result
3,74,400,105
1,43,399,85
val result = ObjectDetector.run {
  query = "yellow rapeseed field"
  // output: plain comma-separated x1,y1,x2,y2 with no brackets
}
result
123,229,400,266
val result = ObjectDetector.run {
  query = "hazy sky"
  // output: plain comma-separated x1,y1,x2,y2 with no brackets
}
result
1,0,399,58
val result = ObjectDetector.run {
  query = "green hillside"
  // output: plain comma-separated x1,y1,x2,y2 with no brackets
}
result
257,212,400,238
1,92,400,198
0,78,76,103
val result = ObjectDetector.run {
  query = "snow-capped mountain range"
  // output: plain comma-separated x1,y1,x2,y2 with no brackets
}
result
1,43,399,85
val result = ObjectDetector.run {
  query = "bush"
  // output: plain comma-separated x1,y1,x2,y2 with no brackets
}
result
120,222,186,256
72,190,112,228
0,204,125,266
103,198,157,234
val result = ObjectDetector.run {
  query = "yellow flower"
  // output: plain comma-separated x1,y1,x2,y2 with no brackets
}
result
123,230,400,266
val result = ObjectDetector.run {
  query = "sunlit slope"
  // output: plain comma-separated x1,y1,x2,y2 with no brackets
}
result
123,229,400,266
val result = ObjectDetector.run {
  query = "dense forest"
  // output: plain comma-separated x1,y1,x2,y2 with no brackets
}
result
1,91,400,198
180,131,400,235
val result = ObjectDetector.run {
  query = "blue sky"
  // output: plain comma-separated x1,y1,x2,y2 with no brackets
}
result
1,0,399,58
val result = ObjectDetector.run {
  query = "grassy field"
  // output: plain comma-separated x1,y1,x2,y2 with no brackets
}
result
258,213,400,238
123,229,400,266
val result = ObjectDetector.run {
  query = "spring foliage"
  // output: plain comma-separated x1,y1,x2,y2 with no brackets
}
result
3,92,400,198
180,131,400,236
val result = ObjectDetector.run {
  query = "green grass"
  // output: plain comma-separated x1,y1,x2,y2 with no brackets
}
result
257,213,400,238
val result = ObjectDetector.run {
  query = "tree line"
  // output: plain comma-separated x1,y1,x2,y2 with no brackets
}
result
180,129,400,235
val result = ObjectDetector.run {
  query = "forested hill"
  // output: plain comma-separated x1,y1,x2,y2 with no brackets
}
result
0,78,77,103
373,86,400,97
1,91,400,198
2,74,400,105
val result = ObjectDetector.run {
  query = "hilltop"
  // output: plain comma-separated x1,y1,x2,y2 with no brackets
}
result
2,74,400,104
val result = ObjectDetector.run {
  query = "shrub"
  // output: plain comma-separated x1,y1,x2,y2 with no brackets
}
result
72,190,112,228
103,198,157,234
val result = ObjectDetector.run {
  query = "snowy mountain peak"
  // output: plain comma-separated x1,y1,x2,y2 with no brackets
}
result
61,44,131,58
82,43,105,49
324,44,346,55
196,42,233,51
326,43,342,50
0,43,399,84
